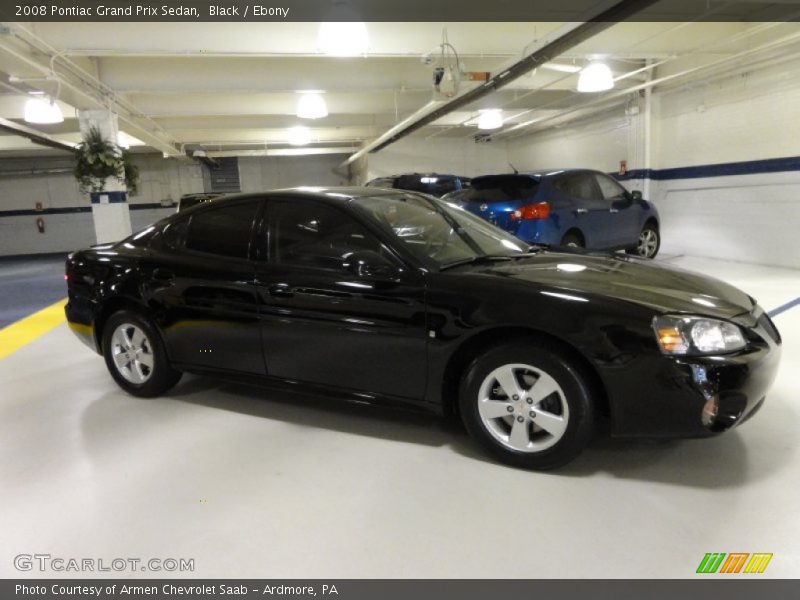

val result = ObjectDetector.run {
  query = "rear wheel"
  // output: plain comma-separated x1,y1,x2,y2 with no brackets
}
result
459,343,595,470
560,232,584,248
102,310,181,397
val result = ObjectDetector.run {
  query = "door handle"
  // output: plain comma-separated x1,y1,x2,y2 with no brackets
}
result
609,208,619,213
152,268,174,281
268,284,294,298
575,208,588,215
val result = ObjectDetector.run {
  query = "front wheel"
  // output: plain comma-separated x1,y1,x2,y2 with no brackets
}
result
102,310,182,397
628,225,660,258
459,343,595,470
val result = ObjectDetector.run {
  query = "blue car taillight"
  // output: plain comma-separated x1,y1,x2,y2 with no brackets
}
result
510,201,551,221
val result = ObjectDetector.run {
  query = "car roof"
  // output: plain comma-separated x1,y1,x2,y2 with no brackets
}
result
370,172,467,179
193,186,408,206
471,168,599,182
523,168,593,177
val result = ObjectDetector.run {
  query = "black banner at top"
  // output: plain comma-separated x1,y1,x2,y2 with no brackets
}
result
0,0,799,22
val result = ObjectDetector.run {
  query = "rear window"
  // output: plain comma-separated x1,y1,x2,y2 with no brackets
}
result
396,175,431,193
185,201,260,259
458,175,540,202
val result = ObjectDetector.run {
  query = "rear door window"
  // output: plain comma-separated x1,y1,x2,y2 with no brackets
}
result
553,172,601,202
184,200,261,259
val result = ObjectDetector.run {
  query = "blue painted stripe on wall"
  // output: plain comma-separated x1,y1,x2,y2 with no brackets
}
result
768,297,800,318
614,155,800,181
0,203,173,218
90,191,128,204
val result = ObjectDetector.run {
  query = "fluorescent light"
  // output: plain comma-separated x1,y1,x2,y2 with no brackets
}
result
577,61,614,93
477,109,503,130
23,97,63,124
317,22,369,57
420,177,438,183
296,92,328,119
287,126,312,146
117,132,130,149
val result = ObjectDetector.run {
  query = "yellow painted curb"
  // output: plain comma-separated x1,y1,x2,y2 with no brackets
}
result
0,298,68,360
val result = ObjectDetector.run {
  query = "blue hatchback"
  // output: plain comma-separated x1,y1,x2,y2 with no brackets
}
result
444,169,661,258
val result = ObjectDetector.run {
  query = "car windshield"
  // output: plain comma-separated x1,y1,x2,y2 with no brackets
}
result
352,192,530,268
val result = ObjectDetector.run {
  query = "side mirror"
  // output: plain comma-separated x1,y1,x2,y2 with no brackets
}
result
342,250,400,280
630,190,643,201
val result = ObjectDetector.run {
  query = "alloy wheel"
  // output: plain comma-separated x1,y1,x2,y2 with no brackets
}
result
477,363,569,452
111,323,154,384
637,229,659,258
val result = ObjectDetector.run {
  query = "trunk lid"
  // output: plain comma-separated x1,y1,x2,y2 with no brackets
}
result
456,174,541,233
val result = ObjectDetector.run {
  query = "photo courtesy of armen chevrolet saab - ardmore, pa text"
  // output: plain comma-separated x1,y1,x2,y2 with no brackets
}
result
0,0,799,596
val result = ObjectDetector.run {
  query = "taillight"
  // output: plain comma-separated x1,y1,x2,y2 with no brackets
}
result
511,201,551,220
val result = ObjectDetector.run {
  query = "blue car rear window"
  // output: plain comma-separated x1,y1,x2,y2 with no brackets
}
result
459,175,539,202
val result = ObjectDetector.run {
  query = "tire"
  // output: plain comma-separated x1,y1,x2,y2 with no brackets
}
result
560,232,584,248
459,343,595,470
627,224,660,258
102,310,182,397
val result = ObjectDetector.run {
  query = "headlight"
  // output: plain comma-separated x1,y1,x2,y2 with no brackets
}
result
652,315,746,355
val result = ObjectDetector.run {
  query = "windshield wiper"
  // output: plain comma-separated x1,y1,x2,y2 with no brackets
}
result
439,255,514,271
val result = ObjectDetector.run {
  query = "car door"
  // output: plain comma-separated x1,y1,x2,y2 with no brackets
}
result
254,196,429,401
142,198,265,375
593,172,639,247
553,171,610,248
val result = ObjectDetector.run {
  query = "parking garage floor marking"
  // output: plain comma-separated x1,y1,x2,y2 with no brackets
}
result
0,298,67,360
768,297,800,319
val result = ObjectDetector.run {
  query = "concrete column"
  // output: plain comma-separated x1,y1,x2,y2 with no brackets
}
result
77,109,132,244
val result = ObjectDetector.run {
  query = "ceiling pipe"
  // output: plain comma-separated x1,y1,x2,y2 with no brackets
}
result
208,147,358,158
339,0,660,168
0,117,77,153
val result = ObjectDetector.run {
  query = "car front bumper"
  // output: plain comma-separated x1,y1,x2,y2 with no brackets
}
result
606,309,782,438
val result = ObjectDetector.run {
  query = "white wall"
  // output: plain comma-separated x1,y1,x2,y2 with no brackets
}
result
364,137,510,183
652,61,800,269
238,153,347,192
505,111,633,175
0,154,204,256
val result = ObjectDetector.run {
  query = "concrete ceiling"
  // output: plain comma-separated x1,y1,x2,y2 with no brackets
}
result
0,19,798,158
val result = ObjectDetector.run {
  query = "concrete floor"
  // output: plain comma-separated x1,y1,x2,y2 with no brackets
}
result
0,255,798,578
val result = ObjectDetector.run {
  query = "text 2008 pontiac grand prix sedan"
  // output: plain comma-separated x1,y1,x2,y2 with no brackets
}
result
65,187,781,469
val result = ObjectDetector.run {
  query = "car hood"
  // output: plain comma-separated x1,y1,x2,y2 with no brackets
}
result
470,252,754,318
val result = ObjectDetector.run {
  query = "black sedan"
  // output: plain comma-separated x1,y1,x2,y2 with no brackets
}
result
65,188,782,469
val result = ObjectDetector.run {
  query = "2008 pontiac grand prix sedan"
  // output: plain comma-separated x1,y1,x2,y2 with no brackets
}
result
65,187,782,469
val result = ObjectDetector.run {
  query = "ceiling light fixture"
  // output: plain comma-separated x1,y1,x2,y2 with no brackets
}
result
477,109,503,130
296,92,328,119
317,22,369,57
117,132,130,149
23,97,64,124
577,61,614,93
287,126,313,146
